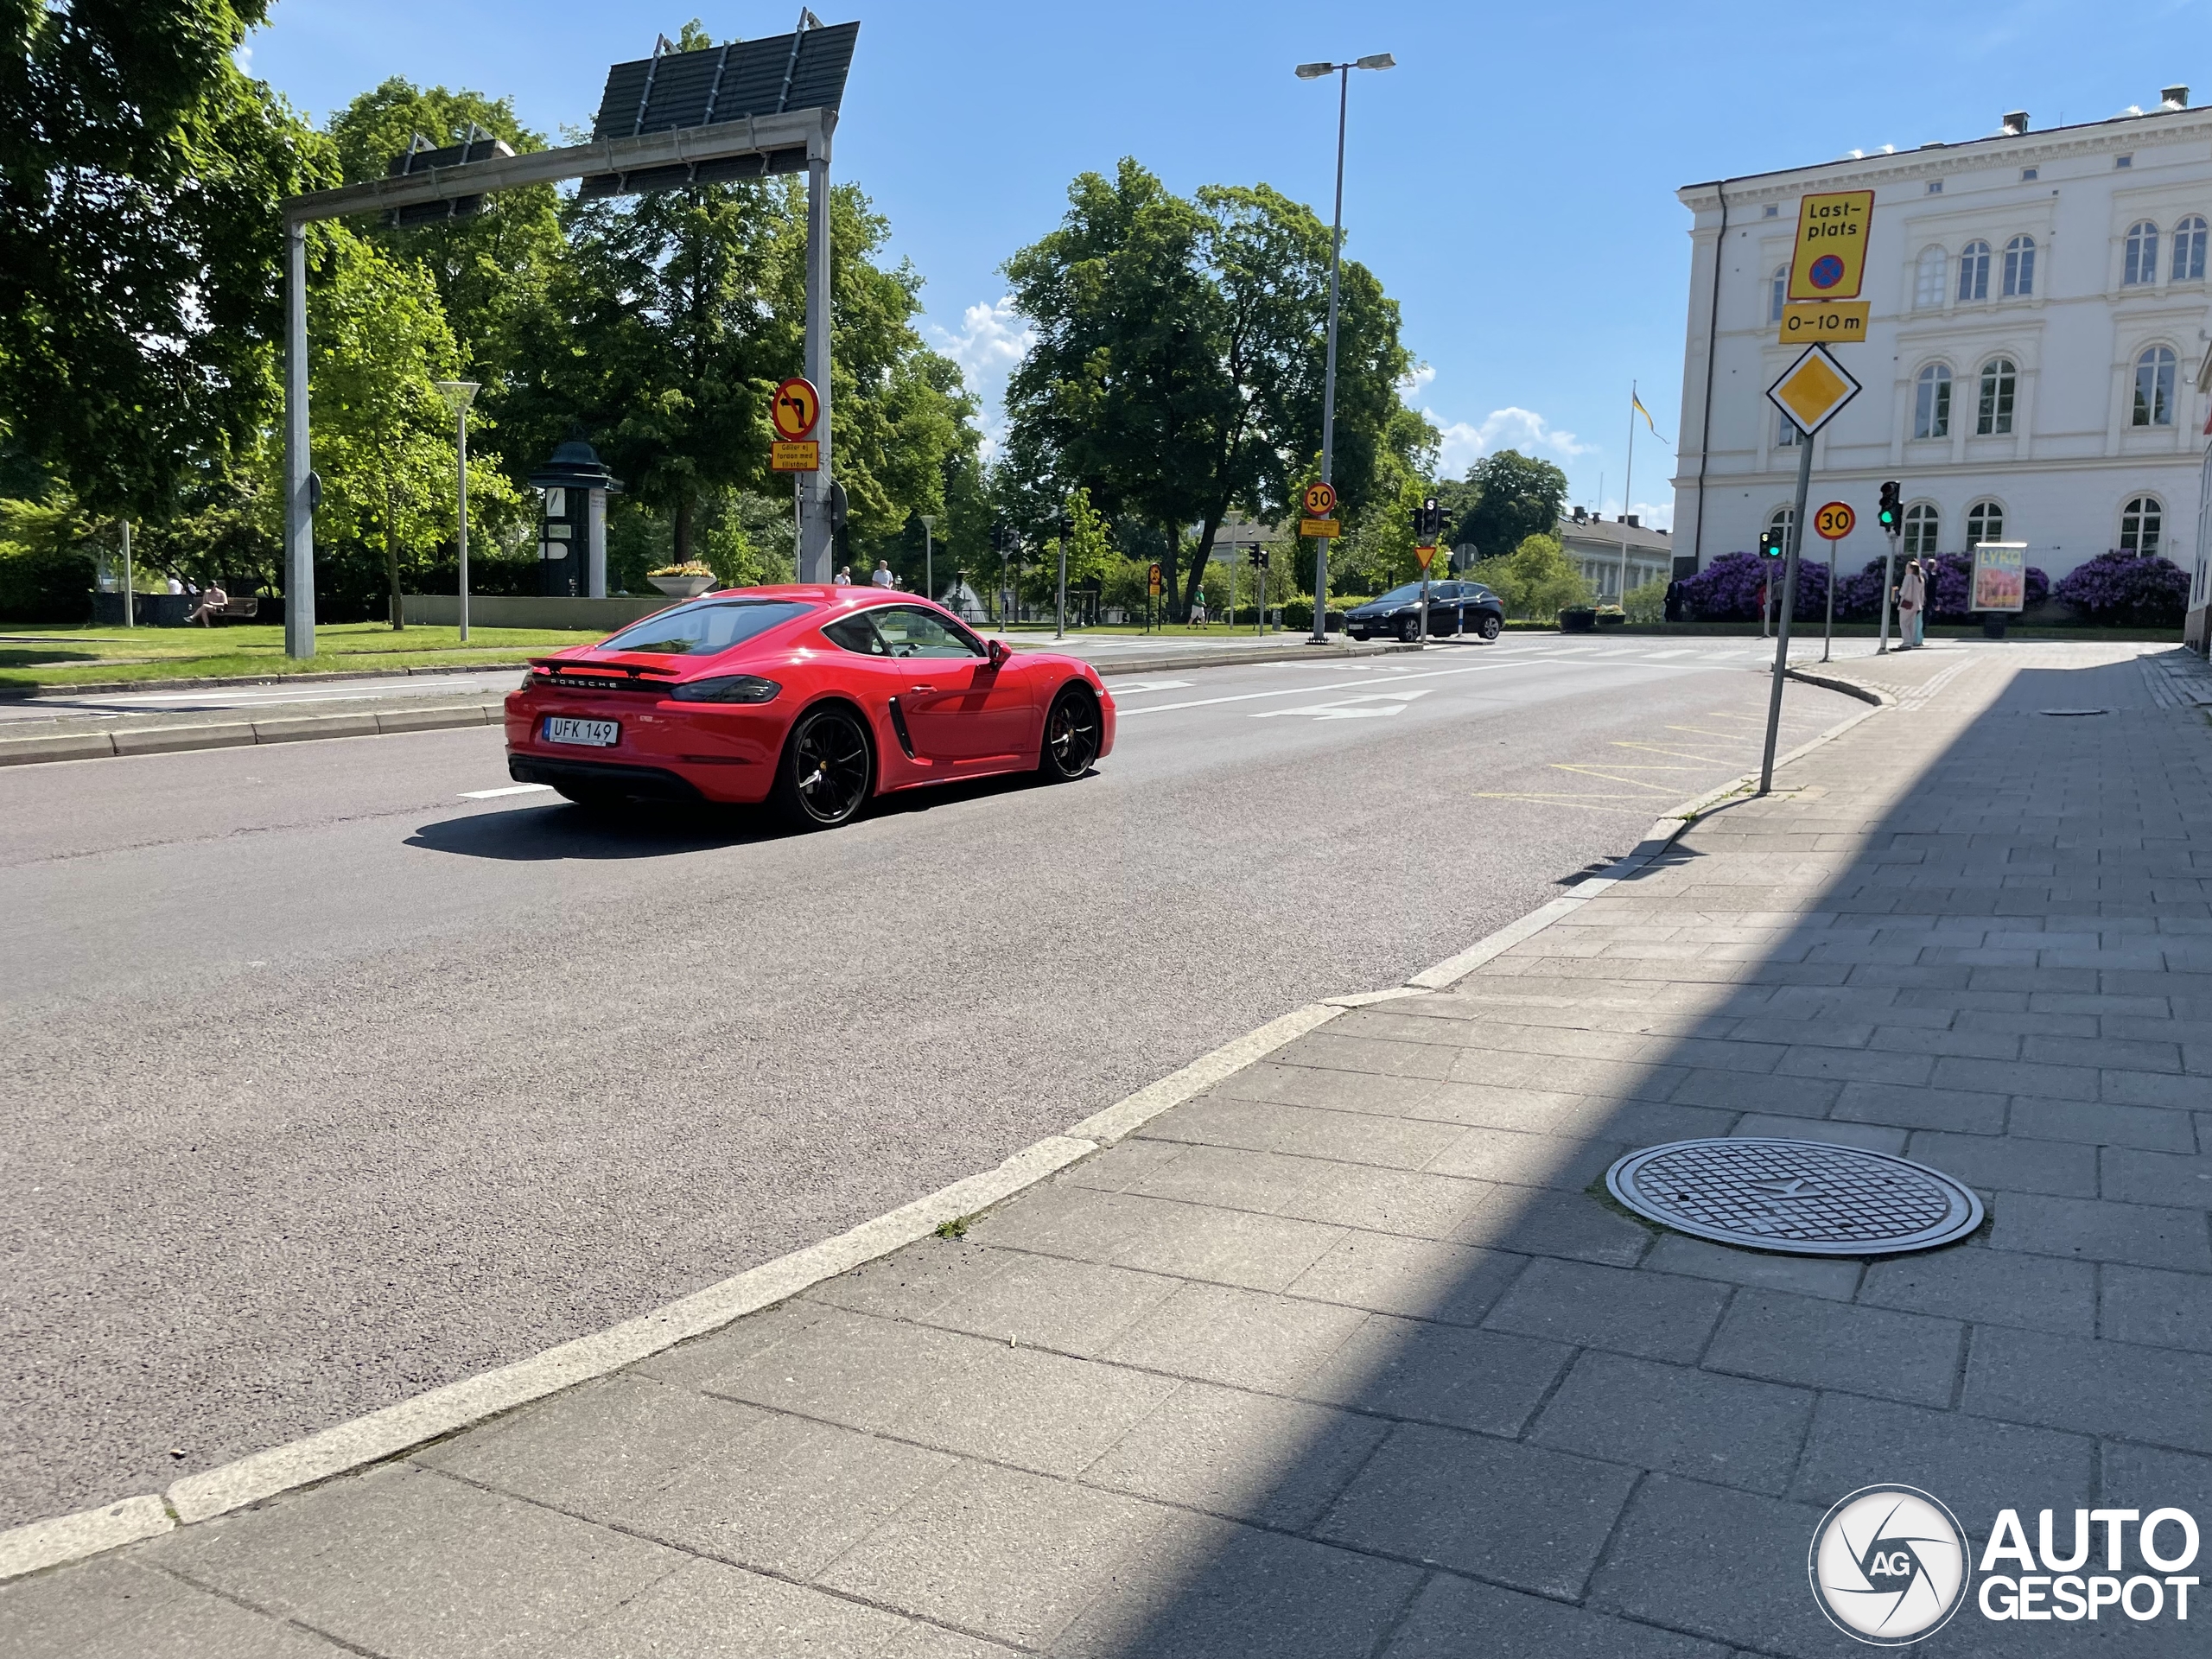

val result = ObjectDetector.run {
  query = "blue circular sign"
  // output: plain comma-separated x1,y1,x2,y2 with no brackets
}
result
1809,253,1846,290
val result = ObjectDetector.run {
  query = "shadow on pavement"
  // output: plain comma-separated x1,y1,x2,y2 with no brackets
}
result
1022,651,2206,1657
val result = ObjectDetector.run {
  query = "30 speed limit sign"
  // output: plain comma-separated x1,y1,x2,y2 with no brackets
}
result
1814,501,1855,540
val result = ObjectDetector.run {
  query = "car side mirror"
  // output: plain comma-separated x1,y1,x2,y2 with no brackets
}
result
987,639,1011,669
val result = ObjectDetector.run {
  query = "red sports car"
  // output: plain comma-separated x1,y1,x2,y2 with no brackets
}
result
505,586,1115,827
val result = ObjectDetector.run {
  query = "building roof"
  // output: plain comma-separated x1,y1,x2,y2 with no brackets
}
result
1677,97,2211,207
1560,514,1672,556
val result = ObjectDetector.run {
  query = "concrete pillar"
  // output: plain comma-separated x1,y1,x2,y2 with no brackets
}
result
588,488,607,598
283,219,315,657
798,135,835,583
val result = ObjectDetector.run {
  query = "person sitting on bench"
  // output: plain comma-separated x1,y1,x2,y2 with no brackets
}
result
185,582,230,626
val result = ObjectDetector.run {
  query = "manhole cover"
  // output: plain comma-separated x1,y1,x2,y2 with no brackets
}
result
1605,1139,1982,1256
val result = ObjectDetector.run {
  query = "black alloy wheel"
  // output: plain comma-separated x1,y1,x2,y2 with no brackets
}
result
1476,613,1503,641
775,704,873,828
1039,685,1101,780
1398,615,1421,643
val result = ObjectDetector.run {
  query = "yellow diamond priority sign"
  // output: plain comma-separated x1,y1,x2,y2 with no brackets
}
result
1766,345,1861,439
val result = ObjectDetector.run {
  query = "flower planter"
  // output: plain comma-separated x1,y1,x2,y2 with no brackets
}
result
648,575,715,598
1559,608,1597,633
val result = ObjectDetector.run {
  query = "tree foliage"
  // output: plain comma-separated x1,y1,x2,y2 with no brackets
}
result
0,0,332,517
1471,532,1591,621
1001,158,1421,619
1450,450,1568,563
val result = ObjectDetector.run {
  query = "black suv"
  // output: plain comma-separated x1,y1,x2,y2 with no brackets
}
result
1345,581,1504,643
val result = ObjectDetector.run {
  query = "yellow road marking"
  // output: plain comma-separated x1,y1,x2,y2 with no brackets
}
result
1613,741,1739,764
1550,765,1684,792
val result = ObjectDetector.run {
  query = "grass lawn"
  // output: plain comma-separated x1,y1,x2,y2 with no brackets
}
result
0,622,608,690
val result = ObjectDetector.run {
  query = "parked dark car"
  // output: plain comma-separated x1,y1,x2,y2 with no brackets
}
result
1345,581,1504,643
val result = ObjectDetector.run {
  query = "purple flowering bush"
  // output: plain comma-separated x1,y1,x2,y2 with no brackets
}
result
2052,551,2190,626
1826,554,2049,620
1680,550,1834,621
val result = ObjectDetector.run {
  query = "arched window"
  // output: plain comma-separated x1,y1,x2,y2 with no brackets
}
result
1966,499,2005,547
2174,216,2208,282
2002,235,2037,296
2133,345,2177,426
1914,247,1947,308
2124,220,2160,285
1767,505,1796,546
1957,240,1991,301
1976,358,2017,435
1913,364,1952,439
1903,502,1940,557
2120,494,2164,555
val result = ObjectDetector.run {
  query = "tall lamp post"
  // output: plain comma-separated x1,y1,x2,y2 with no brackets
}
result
433,381,480,642
920,514,937,603
1294,50,1394,645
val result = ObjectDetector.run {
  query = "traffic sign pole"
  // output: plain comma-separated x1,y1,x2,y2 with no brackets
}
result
1759,426,1815,795
1879,530,1898,653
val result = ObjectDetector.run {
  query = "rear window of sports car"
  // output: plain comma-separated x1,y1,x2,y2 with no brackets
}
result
597,600,813,656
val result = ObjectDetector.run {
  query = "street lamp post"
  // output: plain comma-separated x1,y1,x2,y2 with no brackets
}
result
1055,512,1071,639
920,514,936,603
433,381,480,642
1295,50,1394,645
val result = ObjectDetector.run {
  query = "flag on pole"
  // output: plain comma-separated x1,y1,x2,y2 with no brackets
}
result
1630,391,1669,444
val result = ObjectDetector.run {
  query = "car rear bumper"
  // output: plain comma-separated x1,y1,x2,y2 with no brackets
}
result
507,755,707,802
505,690,779,804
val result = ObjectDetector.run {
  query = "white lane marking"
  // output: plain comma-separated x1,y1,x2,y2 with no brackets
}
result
461,784,553,799
1116,657,1552,717
1109,679,1194,696
1253,690,1433,721
1639,648,1697,659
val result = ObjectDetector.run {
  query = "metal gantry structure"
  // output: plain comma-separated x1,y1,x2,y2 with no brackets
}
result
275,18,860,658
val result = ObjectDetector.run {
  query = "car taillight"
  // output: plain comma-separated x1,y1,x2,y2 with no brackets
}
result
669,674,782,703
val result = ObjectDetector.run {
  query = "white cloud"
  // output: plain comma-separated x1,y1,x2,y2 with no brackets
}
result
929,296,1035,458
1400,365,1437,395
1423,404,1592,476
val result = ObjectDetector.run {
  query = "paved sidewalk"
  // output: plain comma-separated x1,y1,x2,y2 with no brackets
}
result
5,643,2209,1656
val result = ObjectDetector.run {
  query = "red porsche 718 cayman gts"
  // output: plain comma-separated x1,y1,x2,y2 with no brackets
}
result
505,586,1115,828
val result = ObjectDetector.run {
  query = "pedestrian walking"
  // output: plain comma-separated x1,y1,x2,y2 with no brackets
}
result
834,566,853,586
871,558,894,588
1895,556,1926,650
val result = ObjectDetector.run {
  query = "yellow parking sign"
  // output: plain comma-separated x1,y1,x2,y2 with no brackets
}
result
1788,190,1875,302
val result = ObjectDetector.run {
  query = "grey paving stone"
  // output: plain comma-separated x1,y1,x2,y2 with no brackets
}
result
815,1460,1173,1650
1210,1059,1449,1117
1787,1393,2094,1522
1058,1136,1189,1192
1051,1510,1424,1659
1452,1048,1687,1100
1459,1187,1656,1266
659,1306,961,1433
547,1558,1014,1658
146,1465,683,1659
0,1556,348,1659
2101,1147,2212,1209
1077,1380,1390,1530
2101,1265,2212,1353
1866,1023,2025,1061
2101,1069,2208,1109
1483,1257,1730,1363
1145,1096,1472,1170
418,1374,956,1580
1285,1231,1525,1325
1102,1280,1369,1393
802,1238,997,1320
1079,1193,1348,1292
1830,1079,2008,1134
2101,1440,2212,1517
2026,1033,2187,1072
1272,1030,1459,1079
1583,1475,1865,1657
1988,1192,2212,1273
1858,1245,2095,1336
1249,1155,1501,1239
1421,1127,1625,1192
1777,1044,1937,1084
1668,1066,1841,1116
911,1249,1185,1357
1319,1424,1637,1598
1964,1325,2212,1453
1382,1573,1733,1659
1732,1115,1907,1152
1298,1313,1571,1434
1703,1289,1964,1406
2008,1096,2198,1152
880,1332,1185,1477
1904,1128,2100,1197
1529,1351,1814,1493
1644,1234,1863,1300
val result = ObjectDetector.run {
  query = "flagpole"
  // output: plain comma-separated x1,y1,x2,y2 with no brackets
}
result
1617,381,1637,604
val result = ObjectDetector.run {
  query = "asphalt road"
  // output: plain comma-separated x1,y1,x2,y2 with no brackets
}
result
0,635,1866,1528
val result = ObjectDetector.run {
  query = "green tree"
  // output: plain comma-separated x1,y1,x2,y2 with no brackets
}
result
0,0,335,517
1451,449,1568,563
1001,160,1419,620
1472,531,1590,621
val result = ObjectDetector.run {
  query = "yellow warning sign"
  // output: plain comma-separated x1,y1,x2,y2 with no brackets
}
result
1415,544,1436,570
1766,346,1861,438
771,441,819,472
1788,190,1875,302
1299,518,1340,538
1778,301,1870,346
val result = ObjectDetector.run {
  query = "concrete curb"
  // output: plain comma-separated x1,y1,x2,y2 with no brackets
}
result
1785,663,1898,709
0,700,505,768
0,661,537,701
0,664,1891,1581
1084,640,1427,676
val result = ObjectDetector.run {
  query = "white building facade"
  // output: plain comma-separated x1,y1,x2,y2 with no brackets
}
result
1672,94,2212,604
1560,509,1675,601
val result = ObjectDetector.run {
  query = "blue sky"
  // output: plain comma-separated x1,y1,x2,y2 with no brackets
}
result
248,0,2206,527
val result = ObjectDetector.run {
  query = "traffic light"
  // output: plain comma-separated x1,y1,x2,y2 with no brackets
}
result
1877,480,1902,534
990,520,1007,556
1410,496,1444,543
1759,528,1786,560
1246,547,1268,569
